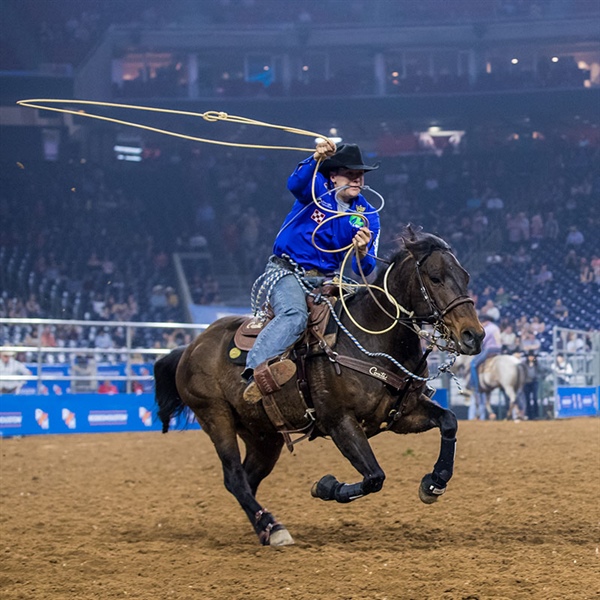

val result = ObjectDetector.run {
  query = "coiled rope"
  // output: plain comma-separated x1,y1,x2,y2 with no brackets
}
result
18,98,458,372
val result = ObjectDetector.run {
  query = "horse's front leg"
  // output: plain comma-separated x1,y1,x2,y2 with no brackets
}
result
391,396,458,504
311,415,385,503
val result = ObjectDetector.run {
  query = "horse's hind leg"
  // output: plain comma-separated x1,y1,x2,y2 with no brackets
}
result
504,388,524,420
392,397,458,504
191,405,293,547
239,431,284,496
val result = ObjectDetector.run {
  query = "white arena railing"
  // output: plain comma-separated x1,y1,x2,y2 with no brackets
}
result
0,318,209,394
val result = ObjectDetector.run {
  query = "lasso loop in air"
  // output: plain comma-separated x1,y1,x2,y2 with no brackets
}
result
16,99,322,152
17,98,423,341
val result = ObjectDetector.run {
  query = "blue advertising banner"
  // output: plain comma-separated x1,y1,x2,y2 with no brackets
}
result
431,388,448,409
555,387,599,418
0,393,200,437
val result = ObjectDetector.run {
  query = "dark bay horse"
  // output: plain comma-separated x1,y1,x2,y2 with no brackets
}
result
155,230,484,546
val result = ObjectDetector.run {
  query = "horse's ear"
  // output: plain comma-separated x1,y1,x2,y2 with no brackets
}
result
401,223,422,243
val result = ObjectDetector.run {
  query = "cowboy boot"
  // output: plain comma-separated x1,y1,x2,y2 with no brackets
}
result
243,359,297,404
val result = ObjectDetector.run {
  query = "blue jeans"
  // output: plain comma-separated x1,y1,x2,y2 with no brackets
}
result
246,266,309,370
468,391,486,421
470,348,499,392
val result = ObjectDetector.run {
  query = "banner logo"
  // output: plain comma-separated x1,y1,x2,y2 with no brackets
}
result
139,407,153,427
35,408,49,430
0,412,23,428
62,408,76,429
88,410,128,426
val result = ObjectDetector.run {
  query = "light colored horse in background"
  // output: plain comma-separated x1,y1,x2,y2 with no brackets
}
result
453,354,527,420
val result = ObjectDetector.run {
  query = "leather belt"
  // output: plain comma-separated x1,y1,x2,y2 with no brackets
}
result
270,255,326,278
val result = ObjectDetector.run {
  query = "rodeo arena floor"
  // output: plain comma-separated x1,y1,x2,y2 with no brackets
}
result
1,417,598,600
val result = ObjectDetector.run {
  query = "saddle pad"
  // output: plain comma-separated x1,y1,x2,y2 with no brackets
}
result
227,337,248,365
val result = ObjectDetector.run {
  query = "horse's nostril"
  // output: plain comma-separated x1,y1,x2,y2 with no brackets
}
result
461,330,475,347
460,329,483,354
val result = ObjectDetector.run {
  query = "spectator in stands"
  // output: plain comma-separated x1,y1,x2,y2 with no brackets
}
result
543,211,559,243
553,354,573,385
591,255,600,284
500,323,519,354
494,286,511,308
480,298,501,322
150,285,168,315
520,331,541,355
242,141,380,402
132,367,153,394
565,225,584,247
578,258,594,285
94,327,114,350
529,315,546,336
533,263,553,287
8,298,27,319
552,298,569,322
40,325,57,348
529,213,544,248
0,351,32,394
25,294,42,318
484,189,504,215
72,355,97,393
523,352,541,420
565,332,585,354
564,249,579,272
98,379,118,394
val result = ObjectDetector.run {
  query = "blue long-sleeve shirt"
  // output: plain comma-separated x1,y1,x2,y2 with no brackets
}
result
273,156,380,276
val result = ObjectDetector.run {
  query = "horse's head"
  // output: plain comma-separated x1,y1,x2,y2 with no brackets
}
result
385,227,484,355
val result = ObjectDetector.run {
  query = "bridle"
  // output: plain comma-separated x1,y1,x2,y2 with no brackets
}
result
412,250,474,324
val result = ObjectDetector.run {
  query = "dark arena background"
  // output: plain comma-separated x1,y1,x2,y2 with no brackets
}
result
1,1,599,598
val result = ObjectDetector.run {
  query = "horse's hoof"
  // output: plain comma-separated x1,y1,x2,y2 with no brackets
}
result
310,481,319,497
418,485,439,504
311,474,339,501
418,474,446,504
269,527,295,547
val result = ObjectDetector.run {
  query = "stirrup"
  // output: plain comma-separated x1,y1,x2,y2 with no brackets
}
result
243,359,296,404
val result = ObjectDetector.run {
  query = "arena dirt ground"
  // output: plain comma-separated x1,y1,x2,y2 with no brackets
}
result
1,418,599,600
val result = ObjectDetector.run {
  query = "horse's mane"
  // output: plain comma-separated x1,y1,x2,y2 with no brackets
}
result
371,227,452,287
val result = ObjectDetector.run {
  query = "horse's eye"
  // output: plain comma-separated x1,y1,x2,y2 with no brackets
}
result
430,276,442,285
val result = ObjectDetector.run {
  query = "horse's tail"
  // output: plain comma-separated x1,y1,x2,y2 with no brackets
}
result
516,360,528,392
154,345,187,433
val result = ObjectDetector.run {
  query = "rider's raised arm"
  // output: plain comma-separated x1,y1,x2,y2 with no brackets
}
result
287,140,336,205
287,156,323,205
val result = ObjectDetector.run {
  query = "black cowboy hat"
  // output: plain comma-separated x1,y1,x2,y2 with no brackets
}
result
318,144,379,176
479,313,496,323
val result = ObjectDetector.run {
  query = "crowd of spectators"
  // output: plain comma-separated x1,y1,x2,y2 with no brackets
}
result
173,123,599,357
1,122,598,364
0,156,197,357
